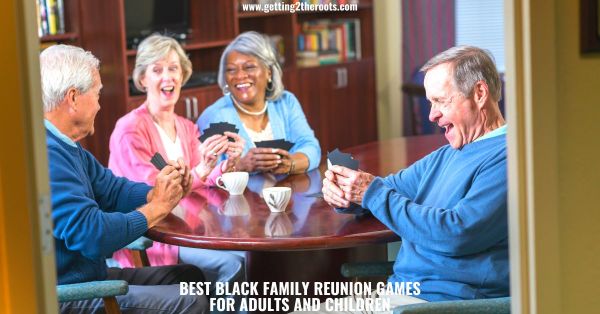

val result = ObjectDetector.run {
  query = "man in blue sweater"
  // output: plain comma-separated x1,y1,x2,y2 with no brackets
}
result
41,45,208,313
323,46,508,309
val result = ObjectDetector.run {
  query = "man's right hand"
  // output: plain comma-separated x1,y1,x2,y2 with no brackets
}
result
322,170,351,208
140,165,183,228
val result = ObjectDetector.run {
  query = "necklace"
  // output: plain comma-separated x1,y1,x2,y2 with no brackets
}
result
231,96,268,116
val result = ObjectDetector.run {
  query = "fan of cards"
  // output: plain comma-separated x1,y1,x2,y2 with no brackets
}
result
326,148,369,216
254,139,295,151
199,122,239,142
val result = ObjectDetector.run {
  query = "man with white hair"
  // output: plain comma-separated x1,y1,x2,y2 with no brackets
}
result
321,46,508,312
41,44,208,313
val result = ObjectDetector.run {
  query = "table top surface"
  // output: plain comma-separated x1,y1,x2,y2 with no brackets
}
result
146,135,447,251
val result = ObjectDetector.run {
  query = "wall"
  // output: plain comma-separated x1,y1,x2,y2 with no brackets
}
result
554,0,600,311
0,0,57,312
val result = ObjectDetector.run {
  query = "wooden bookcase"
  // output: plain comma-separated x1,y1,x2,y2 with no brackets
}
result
72,0,376,165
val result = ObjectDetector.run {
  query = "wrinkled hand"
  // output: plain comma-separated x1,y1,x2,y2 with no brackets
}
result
270,149,293,175
322,170,350,208
150,165,184,214
170,158,193,197
197,134,228,178
235,147,282,172
328,165,375,205
221,131,245,172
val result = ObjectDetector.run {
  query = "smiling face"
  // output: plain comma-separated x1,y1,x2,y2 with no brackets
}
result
225,51,271,108
141,49,183,110
424,63,483,149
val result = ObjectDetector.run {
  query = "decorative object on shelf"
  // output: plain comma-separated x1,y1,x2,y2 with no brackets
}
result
580,0,600,53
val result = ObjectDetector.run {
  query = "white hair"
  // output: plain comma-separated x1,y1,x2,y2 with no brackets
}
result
218,31,284,100
39,45,100,112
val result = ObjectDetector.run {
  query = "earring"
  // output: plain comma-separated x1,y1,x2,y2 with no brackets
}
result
224,84,231,94
266,78,274,92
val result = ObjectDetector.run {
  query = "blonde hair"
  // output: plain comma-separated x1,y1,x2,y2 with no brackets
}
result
132,34,192,92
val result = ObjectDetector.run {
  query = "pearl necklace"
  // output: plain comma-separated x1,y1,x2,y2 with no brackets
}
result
231,96,268,116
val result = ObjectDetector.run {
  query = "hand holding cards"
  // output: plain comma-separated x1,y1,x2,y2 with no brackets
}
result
326,148,369,216
199,122,239,142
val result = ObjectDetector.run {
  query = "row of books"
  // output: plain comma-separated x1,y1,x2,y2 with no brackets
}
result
296,19,361,67
36,0,66,37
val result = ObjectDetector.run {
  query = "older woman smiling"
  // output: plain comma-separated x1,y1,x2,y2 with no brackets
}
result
197,31,321,175
108,34,246,306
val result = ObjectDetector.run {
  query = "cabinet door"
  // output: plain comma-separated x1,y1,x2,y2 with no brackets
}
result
176,85,224,122
293,66,335,151
292,60,377,152
330,60,378,149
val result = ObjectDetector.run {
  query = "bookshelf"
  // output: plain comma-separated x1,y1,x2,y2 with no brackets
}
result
63,0,377,164
37,0,80,44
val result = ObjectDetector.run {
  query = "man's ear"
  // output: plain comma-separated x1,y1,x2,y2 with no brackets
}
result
66,88,78,111
473,81,489,108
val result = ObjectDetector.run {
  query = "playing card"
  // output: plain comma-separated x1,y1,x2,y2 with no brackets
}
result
199,122,239,142
254,139,295,151
150,152,168,170
327,148,359,170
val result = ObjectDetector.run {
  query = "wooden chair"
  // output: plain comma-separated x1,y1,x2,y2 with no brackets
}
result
126,236,153,267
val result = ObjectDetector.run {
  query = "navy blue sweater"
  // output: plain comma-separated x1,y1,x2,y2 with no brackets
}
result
46,130,150,284
363,134,509,301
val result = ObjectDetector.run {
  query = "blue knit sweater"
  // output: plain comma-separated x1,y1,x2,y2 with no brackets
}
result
46,129,151,284
363,134,509,301
197,91,321,171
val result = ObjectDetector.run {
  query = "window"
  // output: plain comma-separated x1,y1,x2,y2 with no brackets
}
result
455,0,505,72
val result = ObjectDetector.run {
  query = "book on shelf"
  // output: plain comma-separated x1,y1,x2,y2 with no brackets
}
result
296,18,361,67
37,0,66,37
268,34,286,66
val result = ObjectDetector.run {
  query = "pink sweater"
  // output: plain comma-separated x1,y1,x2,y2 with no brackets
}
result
108,104,223,267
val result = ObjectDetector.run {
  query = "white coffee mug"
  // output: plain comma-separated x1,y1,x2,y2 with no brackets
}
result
262,187,292,213
216,172,249,195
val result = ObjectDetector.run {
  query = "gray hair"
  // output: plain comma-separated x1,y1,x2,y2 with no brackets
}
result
132,34,192,92
218,31,284,100
39,45,100,113
421,46,502,102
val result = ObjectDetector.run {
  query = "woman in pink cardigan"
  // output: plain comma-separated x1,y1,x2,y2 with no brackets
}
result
108,34,246,302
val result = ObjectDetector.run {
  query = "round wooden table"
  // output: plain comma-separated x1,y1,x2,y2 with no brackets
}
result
147,135,447,250
145,135,447,305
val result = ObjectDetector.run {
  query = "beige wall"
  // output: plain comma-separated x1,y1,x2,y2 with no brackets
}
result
554,0,600,311
508,0,600,313
374,0,403,139
0,0,57,312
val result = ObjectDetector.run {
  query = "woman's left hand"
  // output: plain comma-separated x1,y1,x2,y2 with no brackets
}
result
221,131,245,172
270,149,294,175
197,134,228,178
